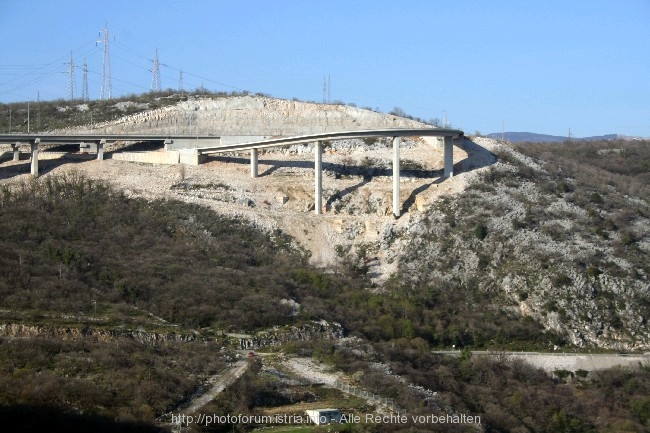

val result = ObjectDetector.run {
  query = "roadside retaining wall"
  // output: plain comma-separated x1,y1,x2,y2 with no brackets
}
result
518,353,650,372
111,151,180,165
484,352,650,373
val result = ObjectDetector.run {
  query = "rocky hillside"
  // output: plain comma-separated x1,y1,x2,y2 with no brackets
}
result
64,95,432,136
2,94,650,432
393,138,650,350
5,94,649,350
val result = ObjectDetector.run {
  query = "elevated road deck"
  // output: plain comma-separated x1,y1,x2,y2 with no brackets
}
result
192,128,462,153
0,133,217,144
0,127,463,217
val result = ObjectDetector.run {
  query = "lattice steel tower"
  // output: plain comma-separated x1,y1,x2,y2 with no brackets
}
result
151,48,161,92
98,23,112,99
67,52,76,100
81,60,89,102
322,74,331,103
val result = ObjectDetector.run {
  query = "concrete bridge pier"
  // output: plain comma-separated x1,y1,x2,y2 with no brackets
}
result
314,141,322,215
444,136,454,178
30,139,40,177
250,148,258,178
11,143,20,161
393,136,401,217
97,140,105,161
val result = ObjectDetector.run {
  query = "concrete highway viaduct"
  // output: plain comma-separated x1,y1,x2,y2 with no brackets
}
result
0,128,463,217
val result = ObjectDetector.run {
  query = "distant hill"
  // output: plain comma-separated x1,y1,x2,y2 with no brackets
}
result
486,131,629,143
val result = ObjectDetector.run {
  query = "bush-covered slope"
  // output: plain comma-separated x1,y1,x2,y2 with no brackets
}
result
298,339,650,433
0,172,311,331
0,170,565,430
392,139,650,350
0,173,313,425
1,128,648,431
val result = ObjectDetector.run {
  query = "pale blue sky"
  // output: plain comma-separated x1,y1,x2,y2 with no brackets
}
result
1,0,649,137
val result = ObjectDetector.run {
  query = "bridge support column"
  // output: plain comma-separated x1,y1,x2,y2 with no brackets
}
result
444,136,454,178
250,148,258,178
11,143,20,161
393,136,401,217
97,140,105,161
314,141,322,215
30,139,40,177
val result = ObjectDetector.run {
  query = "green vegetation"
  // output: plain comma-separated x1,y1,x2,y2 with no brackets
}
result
0,174,359,428
514,139,650,200
2,163,646,430
275,339,650,433
0,172,567,431
0,337,222,423
0,172,310,331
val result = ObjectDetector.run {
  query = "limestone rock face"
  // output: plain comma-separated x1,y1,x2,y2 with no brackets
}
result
0,323,197,344
394,141,650,351
79,96,431,136
238,320,344,350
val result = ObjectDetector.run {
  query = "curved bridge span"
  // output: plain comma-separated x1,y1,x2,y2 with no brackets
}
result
0,128,463,217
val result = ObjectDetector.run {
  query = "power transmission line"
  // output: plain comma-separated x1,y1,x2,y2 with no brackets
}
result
151,48,161,92
112,40,243,92
66,51,76,100
2,28,245,101
322,74,331,103
98,23,112,99
0,40,95,99
103,39,244,93
84,65,149,93
160,63,243,92
81,60,89,101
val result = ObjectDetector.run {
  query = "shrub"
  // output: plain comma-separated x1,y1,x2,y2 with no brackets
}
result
474,223,488,240
553,273,572,287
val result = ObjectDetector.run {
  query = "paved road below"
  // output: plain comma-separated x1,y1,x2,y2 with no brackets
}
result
432,351,650,372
